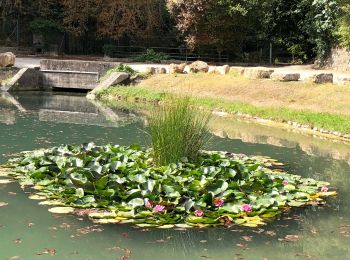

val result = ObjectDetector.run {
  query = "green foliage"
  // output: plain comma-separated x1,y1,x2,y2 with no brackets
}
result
335,3,350,50
133,49,170,63
102,44,117,57
148,96,211,166
4,143,335,228
100,65,137,83
29,18,63,35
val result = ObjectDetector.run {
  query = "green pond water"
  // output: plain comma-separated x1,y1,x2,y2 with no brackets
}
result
0,92,349,260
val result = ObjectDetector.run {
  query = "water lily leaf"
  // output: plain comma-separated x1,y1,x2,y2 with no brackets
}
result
136,223,159,228
28,195,47,200
93,219,120,224
157,224,175,229
117,210,135,219
243,216,265,227
221,203,241,214
205,180,229,195
284,184,296,191
318,191,337,197
39,200,63,206
235,218,246,225
75,188,84,198
287,201,305,207
70,172,88,186
88,212,117,219
184,199,195,213
95,176,109,190
128,198,144,209
48,207,75,214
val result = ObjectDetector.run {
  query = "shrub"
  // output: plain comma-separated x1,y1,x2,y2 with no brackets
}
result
148,96,211,166
102,44,117,57
100,64,136,81
133,49,170,63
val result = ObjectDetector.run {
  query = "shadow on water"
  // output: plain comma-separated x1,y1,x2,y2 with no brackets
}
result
0,91,349,260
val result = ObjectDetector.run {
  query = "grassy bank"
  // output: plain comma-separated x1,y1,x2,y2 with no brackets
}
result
95,73,350,135
96,86,350,135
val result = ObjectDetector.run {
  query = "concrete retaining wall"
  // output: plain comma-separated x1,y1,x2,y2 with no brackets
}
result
41,70,99,90
2,68,43,91
326,47,350,71
40,59,120,76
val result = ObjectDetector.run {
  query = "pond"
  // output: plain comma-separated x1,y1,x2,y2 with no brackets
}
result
0,92,349,260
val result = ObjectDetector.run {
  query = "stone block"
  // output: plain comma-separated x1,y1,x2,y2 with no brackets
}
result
243,67,274,79
270,72,300,81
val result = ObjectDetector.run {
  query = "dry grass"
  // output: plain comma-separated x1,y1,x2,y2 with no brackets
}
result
138,73,350,116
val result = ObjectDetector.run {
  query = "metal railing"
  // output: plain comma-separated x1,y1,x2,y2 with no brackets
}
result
108,46,229,63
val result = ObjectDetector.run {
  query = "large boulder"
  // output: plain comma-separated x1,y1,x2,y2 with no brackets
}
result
243,67,274,79
303,73,333,84
271,72,300,81
213,65,230,75
189,61,209,73
169,63,186,74
0,52,16,67
230,66,245,75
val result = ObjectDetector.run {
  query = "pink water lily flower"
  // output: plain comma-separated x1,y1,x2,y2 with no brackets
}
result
321,186,329,192
144,199,152,209
153,205,165,213
242,204,253,212
194,210,204,217
282,180,289,185
214,198,224,207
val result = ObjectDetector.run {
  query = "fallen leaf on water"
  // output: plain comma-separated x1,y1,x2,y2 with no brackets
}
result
36,248,56,256
118,248,132,260
338,225,350,229
0,179,14,184
14,238,22,244
8,256,20,260
27,223,34,227
8,192,16,195
200,240,207,243
0,202,8,207
340,231,350,237
74,225,103,237
265,230,276,236
279,235,299,242
236,243,248,248
242,236,253,242
59,223,71,229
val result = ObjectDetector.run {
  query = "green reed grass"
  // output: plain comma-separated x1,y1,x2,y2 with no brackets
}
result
148,96,211,166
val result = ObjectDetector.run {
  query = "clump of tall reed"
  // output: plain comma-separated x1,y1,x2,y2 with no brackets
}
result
148,95,211,166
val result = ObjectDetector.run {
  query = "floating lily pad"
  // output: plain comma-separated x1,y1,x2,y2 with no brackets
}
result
48,207,75,214
28,195,47,200
39,200,64,206
88,212,117,219
5,143,337,228
93,219,120,224
157,224,175,229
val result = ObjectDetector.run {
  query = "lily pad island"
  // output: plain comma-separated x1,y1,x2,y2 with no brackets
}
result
2,142,335,228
